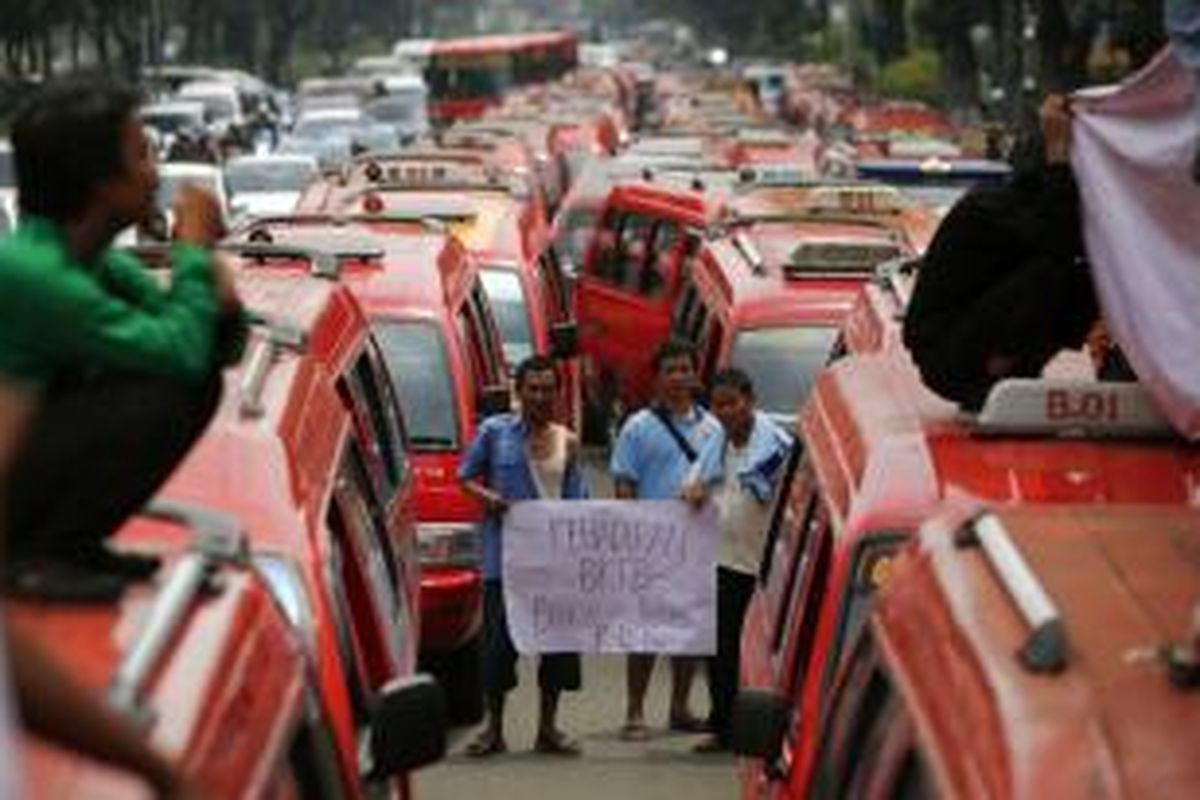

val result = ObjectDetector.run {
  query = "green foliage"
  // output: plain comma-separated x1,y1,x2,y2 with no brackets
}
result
877,47,941,104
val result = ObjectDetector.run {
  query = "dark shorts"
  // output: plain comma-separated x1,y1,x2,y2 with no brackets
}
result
482,580,582,698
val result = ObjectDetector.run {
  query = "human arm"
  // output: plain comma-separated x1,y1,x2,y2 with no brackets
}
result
457,420,508,514
5,620,201,799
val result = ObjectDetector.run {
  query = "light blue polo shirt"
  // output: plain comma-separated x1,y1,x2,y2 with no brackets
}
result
610,405,721,499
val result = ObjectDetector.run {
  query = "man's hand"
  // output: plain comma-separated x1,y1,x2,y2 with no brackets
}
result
483,491,509,516
173,184,226,248
1040,94,1072,165
680,481,708,510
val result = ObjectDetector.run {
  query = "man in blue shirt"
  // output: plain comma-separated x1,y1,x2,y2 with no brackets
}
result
683,368,792,752
459,355,588,757
610,339,721,741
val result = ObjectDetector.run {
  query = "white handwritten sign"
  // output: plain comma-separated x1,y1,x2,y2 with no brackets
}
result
502,500,719,655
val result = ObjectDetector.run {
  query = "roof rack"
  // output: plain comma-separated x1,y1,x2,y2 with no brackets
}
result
108,498,248,724
731,231,767,275
873,256,921,312
239,212,466,235
218,241,384,280
971,379,1175,439
955,513,1067,673
237,315,309,419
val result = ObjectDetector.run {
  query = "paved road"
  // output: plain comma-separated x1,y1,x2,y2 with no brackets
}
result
415,449,740,800
414,654,740,800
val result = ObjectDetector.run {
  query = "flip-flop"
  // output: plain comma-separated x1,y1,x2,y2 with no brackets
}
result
534,732,581,756
464,733,508,758
619,721,650,742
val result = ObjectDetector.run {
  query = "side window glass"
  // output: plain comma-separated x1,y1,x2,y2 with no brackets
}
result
781,507,833,693
688,300,709,344
364,338,412,487
671,283,698,337
283,695,349,800
758,442,803,585
468,279,505,381
590,209,623,283
639,220,679,298
771,492,819,653
814,637,894,800
538,249,571,321
822,533,906,700
614,212,654,291
352,352,402,492
327,446,406,685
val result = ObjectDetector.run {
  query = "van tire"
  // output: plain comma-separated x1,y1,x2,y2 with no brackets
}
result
441,634,483,726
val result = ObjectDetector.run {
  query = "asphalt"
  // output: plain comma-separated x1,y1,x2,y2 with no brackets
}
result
414,653,740,800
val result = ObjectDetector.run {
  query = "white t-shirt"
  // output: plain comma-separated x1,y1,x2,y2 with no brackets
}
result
715,443,773,576
0,614,25,800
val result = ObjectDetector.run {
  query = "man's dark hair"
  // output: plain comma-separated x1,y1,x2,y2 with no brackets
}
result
12,80,142,222
710,367,755,399
653,339,697,373
515,354,559,389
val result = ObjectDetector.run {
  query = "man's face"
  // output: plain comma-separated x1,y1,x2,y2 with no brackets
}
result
102,118,159,228
710,385,753,441
657,354,697,407
518,368,559,426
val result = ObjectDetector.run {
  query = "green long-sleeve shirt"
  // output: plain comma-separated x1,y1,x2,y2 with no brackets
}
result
0,217,229,386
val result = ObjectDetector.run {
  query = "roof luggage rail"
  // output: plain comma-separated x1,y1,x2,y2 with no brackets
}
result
237,212,464,236
873,256,921,312
970,379,1174,439
218,241,384,280
108,499,248,724
955,514,1067,673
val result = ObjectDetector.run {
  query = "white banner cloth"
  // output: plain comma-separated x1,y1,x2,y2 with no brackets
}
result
1071,48,1200,439
501,500,719,655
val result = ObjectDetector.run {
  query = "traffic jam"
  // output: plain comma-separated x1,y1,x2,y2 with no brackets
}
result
0,14,1198,800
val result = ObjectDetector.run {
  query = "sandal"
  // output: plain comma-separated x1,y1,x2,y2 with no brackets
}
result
534,731,581,756
619,720,651,742
464,731,508,758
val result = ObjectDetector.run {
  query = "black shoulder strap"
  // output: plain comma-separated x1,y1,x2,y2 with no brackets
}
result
651,406,698,463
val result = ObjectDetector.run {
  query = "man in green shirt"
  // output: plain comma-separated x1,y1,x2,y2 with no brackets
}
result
0,80,243,598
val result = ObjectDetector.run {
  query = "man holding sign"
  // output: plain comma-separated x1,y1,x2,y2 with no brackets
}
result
610,340,721,741
458,355,588,758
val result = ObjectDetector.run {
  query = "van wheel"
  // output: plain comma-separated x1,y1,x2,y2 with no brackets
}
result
440,634,483,726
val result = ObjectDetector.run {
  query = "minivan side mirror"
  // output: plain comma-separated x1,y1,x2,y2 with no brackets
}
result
478,384,512,418
730,687,792,761
549,321,579,360
367,674,447,778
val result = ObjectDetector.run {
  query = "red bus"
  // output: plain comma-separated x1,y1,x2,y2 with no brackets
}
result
425,31,578,125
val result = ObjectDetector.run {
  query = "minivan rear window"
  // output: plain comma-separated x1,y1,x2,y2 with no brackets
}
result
373,320,459,451
732,326,838,419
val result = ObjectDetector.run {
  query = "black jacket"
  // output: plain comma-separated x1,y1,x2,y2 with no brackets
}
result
902,164,1098,409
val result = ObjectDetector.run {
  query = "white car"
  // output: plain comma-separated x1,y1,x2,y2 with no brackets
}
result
364,74,429,144
178,80,245,136
224,154,318,219
139,101,208,157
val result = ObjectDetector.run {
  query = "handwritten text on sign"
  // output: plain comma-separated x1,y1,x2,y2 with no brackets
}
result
502,500,718,655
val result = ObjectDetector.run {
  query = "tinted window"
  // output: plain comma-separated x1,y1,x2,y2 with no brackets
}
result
731,326,839,419
553,207,598,271
481,269,535,366
822,533,906,699
374,321,459,450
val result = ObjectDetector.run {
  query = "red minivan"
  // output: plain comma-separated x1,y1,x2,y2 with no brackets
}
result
732,350,1200,800
227,220,511,723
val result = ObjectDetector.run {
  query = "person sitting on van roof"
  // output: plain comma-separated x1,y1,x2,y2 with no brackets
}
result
902,95,1099,410
0,80,244,599
682,367,792,753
